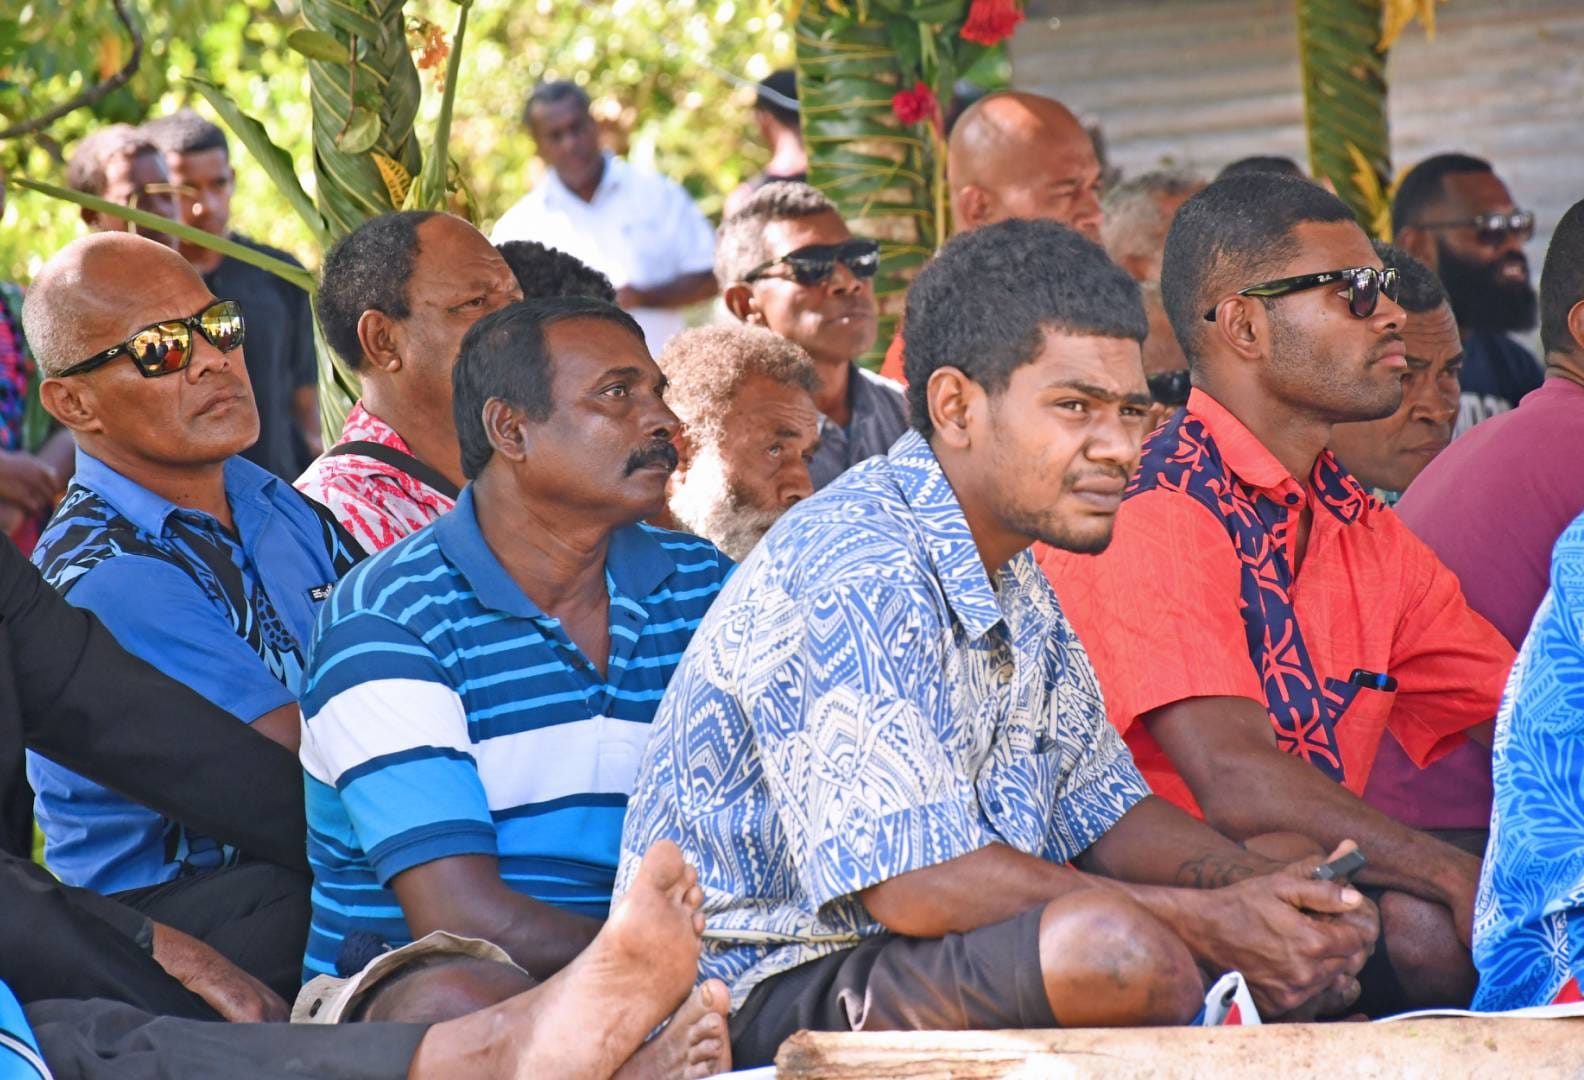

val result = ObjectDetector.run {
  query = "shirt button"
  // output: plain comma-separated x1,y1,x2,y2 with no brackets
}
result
1284,493,1301,506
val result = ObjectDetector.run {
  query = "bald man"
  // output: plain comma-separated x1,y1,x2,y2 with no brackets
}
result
881,91,1104,381
22,233,363,1000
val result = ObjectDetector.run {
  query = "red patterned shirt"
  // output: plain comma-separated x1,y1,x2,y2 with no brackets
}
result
294,403,456,554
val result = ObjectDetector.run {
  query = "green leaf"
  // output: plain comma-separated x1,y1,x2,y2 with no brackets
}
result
286,28,350,64
315,0,382,40
8,176,317,294
337,107,382,153
188,77,326,247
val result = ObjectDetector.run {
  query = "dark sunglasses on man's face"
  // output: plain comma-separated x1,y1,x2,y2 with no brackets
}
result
58,300,246,378
1418,210,1535,247
1146,368,1192,407
1204,265,1399,323
743,238,881,287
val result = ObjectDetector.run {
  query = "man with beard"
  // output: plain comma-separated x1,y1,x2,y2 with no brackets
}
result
1394,154,1542,434
1043,174,1516,1014
298,296,734,1077
620,220,1378,1068
653,324,820,561
717,182,903,489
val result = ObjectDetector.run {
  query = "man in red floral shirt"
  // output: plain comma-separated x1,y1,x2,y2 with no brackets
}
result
297,212,522,552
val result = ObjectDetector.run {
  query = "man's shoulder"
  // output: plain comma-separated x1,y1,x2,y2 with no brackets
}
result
320,523,454,624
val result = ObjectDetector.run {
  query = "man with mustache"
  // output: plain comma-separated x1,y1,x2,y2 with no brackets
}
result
20,232,364,1001
622,220,1378,1068
718,182,905,489
1393,153,1542,435
1042,174,1516,1014
298,212,523,553
652,324,820,561
298,297,734,1077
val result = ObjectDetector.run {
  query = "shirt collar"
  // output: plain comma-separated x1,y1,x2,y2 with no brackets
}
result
72,447,275,536
885,430,1004,641
434,485,678,618
1186,388,1373,526
546,152,620,208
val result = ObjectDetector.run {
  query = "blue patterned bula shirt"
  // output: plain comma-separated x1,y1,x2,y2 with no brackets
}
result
617,429,1150,1007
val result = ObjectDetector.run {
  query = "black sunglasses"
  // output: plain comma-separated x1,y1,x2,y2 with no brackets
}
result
1204,265,1399,323
744,238,880,286
1417,209,1535,247
1146,368,1192,407
58,300,246,378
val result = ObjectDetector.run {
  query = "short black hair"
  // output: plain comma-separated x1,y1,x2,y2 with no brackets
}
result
453,297,645,479
1216,155,1306,182
495,241,615,302
1540,197,1584,358
1391,153,1493,236
903,219,1146,436
1371,241,1447,315
1160,173,1356,369
522,80,590,130
756,69,798,130
317,211,438,370
141,109,229,157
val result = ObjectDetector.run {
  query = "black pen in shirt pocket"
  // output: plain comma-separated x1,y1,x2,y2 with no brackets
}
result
1349,668,1398,693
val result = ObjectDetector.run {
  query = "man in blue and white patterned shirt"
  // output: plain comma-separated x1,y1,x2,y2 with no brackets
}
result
620,219,1380,1066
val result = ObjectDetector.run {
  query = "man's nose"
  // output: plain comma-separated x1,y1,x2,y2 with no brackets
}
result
780,459,815,507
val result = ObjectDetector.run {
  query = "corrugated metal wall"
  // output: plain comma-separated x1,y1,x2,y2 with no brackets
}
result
1010,0,1584,263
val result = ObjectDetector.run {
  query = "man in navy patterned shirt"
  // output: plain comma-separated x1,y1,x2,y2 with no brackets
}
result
620,219,1379,1066
20,233,361,1000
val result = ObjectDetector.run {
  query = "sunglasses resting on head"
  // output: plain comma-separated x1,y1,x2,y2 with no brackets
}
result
57,300,246,378
744,238,881,287
1205,265,1399,323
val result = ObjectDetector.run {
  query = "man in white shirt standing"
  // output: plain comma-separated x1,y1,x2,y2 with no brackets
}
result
490,81,718,352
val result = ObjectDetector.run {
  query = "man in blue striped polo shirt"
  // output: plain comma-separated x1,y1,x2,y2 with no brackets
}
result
299,296,734,1071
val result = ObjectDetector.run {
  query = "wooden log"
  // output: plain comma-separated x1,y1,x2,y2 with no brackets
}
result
774,1020,1584,1078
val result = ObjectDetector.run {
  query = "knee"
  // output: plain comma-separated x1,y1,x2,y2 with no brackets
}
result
1378,891,1475,1005
1038,891,1202,1027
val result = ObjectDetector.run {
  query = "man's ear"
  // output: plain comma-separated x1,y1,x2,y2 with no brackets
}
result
1568,297,1584,356
1205,295,1267,367
39,377,102,435
671,426,695,481
954,185,991,232
925,365,981,451
1396,226,1437,271
355,309,404,375
481,397,529,464
722,282,763,325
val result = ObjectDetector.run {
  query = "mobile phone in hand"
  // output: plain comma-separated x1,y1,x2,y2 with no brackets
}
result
1312,848,1366,882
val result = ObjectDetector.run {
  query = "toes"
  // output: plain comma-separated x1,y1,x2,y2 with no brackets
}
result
685,882,704,908
692,910,706,935
699,979,730,1015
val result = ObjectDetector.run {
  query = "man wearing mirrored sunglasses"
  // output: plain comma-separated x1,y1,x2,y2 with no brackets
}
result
718,182,905,490
1394,153,1542,436
19,232,364,1002
1041,173,1516,1016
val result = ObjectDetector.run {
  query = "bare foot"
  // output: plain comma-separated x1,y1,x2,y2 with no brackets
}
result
614,979,733,1080
408,841,707,1080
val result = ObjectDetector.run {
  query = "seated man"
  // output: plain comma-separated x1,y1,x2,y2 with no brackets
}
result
20,233,362,1000
1042,174,1516,1013
298,211,523,552
496,239,617,303
1471,510,1584,1011
620,220,1376,1069
653,324,820,560
1389,199,1584,845
1327,243,1462,506
23,840,718,1080
717,182,905,489
299,297,734,1074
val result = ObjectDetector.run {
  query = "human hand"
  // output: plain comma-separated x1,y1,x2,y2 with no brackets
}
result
151,922,288,1022
0,450,60,514
1439,852,1482,948
1182,841,1377,1018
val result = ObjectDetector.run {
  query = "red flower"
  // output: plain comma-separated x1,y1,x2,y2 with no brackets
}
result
891,82,940,127
960,0,1024,46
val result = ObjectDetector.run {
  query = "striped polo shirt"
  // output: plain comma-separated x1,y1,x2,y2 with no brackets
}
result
299,485,731,978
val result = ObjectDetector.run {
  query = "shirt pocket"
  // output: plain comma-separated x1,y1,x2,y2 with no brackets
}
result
594,715,653,795
1322,676,1397,784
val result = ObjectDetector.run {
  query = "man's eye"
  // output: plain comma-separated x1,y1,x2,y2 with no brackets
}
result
1120,405,1148,419
1055,399,1087,413
603,384,629,398
767,444,783,458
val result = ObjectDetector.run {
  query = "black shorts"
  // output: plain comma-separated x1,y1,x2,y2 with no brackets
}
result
728,905,1054,1068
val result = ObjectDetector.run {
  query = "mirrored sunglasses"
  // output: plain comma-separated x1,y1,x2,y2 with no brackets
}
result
58,300,246,378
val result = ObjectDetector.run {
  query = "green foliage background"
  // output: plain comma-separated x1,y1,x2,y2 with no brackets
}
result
0,0,792,286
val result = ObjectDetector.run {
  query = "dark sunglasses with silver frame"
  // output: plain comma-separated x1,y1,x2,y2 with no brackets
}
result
1203,265,1399,323
743,238,881,287
57,299,246,379
1416,209,1535,247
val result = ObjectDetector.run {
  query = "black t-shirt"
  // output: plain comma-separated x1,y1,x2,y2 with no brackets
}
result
1454,330,1544,435
203,236,317,480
